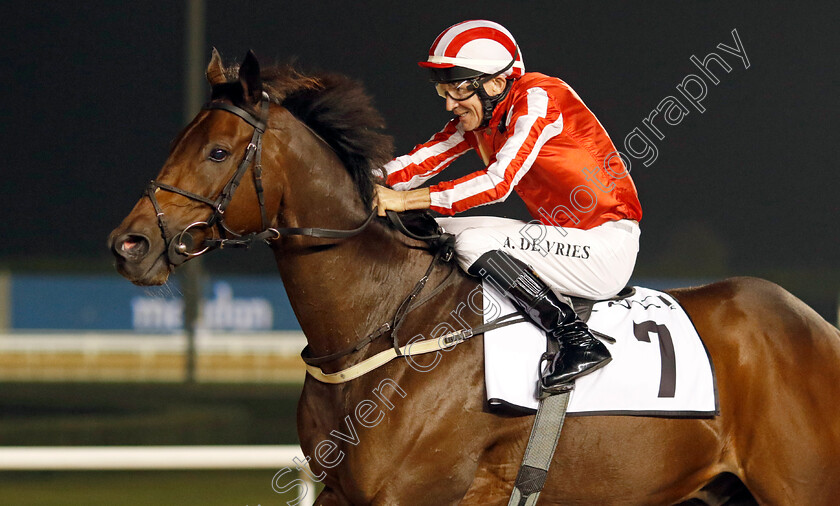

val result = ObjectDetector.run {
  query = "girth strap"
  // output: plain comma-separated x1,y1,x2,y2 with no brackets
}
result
507,390,572,506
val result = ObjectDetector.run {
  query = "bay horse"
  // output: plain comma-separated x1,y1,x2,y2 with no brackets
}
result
108,51,840,505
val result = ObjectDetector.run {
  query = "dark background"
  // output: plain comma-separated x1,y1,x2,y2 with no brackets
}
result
1,1,837,316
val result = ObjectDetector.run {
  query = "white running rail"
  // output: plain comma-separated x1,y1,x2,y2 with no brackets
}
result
0,445,316,505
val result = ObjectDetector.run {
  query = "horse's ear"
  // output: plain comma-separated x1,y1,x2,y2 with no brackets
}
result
239,50,262,104
206,47,227,86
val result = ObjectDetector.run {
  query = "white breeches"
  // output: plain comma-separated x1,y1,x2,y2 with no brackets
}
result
436,216,641,300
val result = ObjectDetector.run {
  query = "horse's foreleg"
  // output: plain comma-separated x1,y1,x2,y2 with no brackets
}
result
457,429,526,506
314,486,351,506
459,460,517,506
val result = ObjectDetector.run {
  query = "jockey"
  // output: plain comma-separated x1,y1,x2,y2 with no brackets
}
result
374,20,642,395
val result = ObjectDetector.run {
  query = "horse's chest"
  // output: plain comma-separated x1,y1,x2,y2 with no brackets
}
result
297,380,412,480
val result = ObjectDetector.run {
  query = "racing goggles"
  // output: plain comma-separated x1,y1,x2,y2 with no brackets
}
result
435,79,481,101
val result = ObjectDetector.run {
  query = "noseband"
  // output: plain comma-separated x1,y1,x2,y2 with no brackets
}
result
146,93,378,266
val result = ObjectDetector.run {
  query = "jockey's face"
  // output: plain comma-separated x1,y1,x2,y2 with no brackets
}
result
437,76,507,132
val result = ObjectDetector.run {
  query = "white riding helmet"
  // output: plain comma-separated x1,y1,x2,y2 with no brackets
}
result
419,20,525,83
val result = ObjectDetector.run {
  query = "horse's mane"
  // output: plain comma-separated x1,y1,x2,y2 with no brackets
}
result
217,63,393,206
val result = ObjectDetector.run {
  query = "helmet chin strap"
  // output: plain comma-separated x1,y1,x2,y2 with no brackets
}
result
476,80,511,129
472,48,519,129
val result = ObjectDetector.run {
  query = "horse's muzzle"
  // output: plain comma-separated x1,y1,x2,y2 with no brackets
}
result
108,230,170,285
112,233,151,263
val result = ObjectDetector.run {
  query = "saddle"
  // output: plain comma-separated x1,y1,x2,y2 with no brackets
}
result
570,286,636,323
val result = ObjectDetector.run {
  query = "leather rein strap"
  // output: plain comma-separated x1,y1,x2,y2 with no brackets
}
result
302,235,527,385
145,95,509,383
300,215,530,384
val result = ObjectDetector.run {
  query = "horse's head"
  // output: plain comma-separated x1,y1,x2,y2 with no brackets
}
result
108,50,394,286
108,50,281,285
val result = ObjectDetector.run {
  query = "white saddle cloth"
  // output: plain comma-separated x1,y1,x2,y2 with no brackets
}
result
483,285,719,416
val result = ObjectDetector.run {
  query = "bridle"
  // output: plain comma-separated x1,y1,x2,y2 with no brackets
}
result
145,91,468,370
146,92,377,266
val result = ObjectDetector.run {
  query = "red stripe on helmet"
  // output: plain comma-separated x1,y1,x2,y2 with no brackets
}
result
443,26,517,58
427,20,472,56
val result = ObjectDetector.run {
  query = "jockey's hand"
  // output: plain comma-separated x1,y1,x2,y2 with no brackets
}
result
373,185,431,217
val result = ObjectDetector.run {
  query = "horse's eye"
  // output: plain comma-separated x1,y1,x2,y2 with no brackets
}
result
208,148,229,162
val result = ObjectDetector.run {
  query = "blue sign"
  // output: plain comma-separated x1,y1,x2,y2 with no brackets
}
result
8,274,711,332
10,274,301,332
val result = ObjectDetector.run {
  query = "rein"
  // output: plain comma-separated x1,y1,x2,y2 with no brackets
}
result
300,246,453,365
146,93,510,383
301,241,528,384
299,213,462,373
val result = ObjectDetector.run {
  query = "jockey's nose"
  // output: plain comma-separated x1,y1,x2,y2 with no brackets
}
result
112,233,151,263
445,96,460,111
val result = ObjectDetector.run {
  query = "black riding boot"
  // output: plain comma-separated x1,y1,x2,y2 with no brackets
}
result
469,250,611,394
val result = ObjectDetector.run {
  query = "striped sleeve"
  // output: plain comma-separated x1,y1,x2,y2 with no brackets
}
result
428,87,564,215
384,119,471,191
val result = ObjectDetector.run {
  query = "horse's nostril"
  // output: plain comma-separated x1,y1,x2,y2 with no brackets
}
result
115,233,150,261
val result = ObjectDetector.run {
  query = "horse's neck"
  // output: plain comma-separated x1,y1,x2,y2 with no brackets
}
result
268,113,433,358
275,228,431,359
